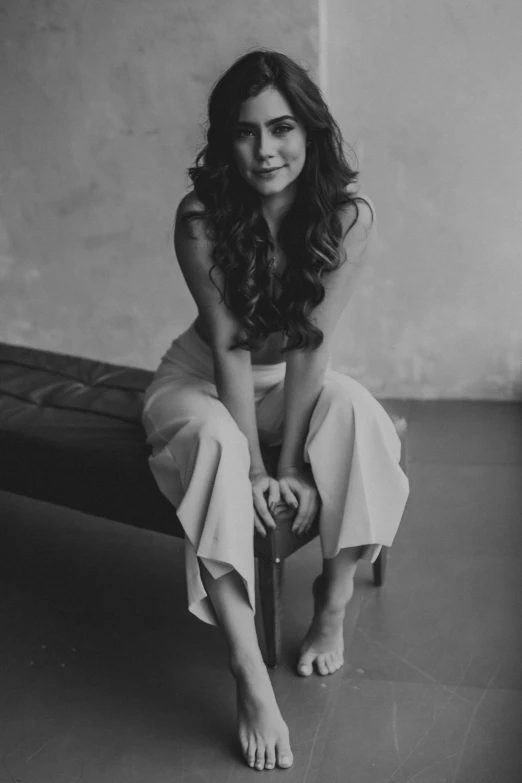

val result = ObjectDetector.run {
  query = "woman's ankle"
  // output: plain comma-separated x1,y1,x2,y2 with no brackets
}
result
318,572,355,614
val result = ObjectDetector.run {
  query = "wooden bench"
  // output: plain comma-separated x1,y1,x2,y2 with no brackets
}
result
0,341,407,667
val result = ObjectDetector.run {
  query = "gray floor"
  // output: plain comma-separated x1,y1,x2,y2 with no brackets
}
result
1,401,522,782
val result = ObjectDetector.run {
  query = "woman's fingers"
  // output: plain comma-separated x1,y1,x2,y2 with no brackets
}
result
253,491,276,531
278,479,299,510
267,478,281,513
291,502,311,534
291,492,319,536
276,471,320,536
279,477,314,533
251,474,319,535
250,474,276,533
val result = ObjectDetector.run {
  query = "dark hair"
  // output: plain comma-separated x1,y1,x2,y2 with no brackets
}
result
182,49,366,352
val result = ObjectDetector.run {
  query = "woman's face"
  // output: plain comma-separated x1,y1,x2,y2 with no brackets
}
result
232,86,308,199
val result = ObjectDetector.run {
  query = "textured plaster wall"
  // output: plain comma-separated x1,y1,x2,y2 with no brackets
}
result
326,0,522,398
0,0,317,367
2,1,521,397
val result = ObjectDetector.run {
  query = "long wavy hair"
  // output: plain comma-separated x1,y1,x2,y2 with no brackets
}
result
181,49,364,352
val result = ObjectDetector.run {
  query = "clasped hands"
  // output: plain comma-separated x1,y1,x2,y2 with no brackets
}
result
250,465,320,538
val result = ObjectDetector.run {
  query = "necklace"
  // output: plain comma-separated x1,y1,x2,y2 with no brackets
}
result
268,244,284,275
267,246,285,302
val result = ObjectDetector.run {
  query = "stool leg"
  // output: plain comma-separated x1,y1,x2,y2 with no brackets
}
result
371,415,406,590
372,546,388,587
257,558,284,669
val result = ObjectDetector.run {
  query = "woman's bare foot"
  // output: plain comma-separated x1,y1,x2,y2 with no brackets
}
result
231,653,293,771
297,575,353,676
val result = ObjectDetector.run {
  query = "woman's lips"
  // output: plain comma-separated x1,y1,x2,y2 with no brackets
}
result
254,166,283,178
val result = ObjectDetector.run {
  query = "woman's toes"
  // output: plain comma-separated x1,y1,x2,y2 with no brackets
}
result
265,748,276,770
297,651,315,676
326,654,338,674
277,746,293,769
239,733,249,758
246,739,256,768
255,746,266,771
317,655,329,676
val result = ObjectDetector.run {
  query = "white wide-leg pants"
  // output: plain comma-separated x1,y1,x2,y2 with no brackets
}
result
141,321,409,626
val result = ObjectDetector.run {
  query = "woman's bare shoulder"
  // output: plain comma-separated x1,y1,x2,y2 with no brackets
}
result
175,190,212,241
177,189,205,216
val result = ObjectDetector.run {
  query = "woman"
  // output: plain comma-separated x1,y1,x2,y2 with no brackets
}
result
142,50,409,772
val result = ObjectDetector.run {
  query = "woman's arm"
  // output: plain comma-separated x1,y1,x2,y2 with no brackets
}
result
277,198,375,477
174,194,266,479
213,353,266,479
175,195,281,534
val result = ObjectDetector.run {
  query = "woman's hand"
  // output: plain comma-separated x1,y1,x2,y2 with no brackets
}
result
277,464,320,536
249,470,281,537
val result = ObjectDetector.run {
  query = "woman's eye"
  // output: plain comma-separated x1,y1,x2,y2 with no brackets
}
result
236,125,293,139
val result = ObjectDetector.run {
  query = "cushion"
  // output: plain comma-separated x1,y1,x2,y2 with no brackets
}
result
0,342,182,536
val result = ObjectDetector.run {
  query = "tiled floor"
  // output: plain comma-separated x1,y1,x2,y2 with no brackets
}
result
1,401,522,782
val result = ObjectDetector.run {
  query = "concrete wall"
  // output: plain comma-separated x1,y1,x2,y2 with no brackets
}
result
1,0,521,397
326,0,522,398
0,0,317,366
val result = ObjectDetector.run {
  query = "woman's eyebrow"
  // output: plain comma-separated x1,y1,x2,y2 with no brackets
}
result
236,114,296,127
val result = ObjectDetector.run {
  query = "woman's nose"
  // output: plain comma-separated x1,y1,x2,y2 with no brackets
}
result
256,131,276,159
